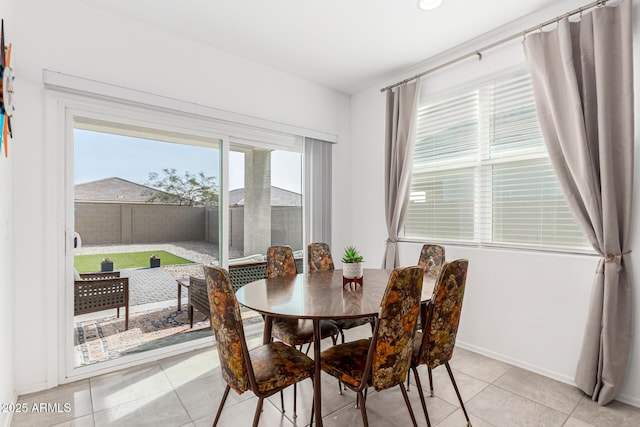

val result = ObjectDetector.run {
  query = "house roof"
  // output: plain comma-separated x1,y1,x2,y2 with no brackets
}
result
74,177,170,203
229,186,301,207
75,178,301,206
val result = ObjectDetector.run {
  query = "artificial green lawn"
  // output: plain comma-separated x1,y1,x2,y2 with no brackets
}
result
74,250,193,273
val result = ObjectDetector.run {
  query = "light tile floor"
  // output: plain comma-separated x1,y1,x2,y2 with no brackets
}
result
11,325,640,427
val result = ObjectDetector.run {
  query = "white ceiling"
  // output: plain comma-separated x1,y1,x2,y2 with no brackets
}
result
83,0,562,94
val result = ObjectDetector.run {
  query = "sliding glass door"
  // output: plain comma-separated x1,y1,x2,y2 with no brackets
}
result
71,119,221,368
61,96,312,379
228,144,303,262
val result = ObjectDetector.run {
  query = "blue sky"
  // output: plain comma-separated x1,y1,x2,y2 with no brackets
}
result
74,130,301,192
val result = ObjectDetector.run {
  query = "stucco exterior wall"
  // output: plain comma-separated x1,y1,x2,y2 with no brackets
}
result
75,203,302,252
75,202,205,244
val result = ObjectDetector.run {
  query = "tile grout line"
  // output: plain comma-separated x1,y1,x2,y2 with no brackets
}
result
565,394,589,426
489,375,585,420
463,364,515,427
88,377,96,426
157,362,196,425
87,362,180,422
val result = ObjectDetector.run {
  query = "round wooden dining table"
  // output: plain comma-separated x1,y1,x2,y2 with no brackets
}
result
235,268,435,427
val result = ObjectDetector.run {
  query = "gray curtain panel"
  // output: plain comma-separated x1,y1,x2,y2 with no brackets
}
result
523,0,633,405
382,80,420,268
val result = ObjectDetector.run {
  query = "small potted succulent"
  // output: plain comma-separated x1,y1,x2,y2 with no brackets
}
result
150,253,161,268
341,246,364,279
101,257,114,272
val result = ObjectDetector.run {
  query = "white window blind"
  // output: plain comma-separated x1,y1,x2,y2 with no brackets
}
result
404,71,590,251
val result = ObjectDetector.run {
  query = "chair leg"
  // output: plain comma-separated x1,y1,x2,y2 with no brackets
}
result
339,329,345,344
293,382,297,418
125,305,129,330
399,382,418,427
212,385,230,427
280,390,285,413
445,362,472,427
357,390,369,427
252,397,264,427
411,366,432,427
355,386,369,409
406,371,411,391
308,377,315,426
428,367,434,397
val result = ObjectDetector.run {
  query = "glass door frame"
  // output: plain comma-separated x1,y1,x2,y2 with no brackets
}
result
61,99,230,382
43,71,326,386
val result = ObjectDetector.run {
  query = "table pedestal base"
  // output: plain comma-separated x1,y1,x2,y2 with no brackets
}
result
342,276,363,288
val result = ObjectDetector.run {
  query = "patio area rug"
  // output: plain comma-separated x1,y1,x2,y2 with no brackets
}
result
74,306,212,365
74,306,265,365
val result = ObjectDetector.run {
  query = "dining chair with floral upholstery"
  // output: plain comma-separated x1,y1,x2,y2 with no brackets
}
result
410,259,471,427
266,245,298,278
267,246,339,348
317,266,425,427
307,242,375,396
407,243,446,392
418,244,445,278
204,265,315,427
266,245,339,416
308,242,374,345
307,242,335,272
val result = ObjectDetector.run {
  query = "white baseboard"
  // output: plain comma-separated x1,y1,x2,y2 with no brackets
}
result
456,340,576,386
612,392,640,408
14,381,51,398
456,341,640,409
0,393,17,427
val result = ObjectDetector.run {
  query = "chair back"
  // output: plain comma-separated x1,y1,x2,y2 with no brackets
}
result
188,276,210,319
78,271,121,280
204,265,250,394
420,259,469,368
371,266,424,391
308,242,335,272
418,244,445,279
266,245,297,278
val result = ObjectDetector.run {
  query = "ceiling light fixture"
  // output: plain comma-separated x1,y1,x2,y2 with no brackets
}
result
418,0,443,11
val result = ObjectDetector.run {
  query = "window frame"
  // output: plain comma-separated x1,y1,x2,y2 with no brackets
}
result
402,68,593,255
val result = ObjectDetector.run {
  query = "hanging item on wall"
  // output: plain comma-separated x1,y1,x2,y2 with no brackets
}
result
0,19,15,158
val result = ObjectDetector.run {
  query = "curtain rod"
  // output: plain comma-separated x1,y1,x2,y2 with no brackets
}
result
380,0,610,93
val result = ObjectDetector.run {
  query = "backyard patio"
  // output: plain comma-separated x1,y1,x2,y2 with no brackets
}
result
72,241,263,366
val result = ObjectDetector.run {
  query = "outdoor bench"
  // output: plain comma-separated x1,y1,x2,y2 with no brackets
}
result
74,271,129,330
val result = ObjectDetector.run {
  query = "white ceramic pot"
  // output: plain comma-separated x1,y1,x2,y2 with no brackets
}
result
342,262,364,279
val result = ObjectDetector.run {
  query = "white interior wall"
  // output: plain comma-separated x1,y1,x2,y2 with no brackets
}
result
0,4,15,427
0,5,15,427
9,0,350,395
0,142,14,427
349,0,640,406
